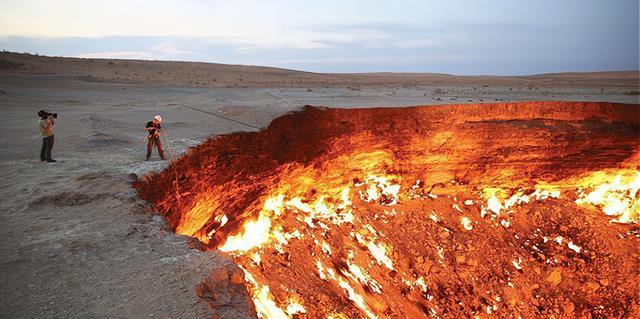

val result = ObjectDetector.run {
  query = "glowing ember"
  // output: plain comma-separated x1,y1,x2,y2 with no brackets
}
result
135,102,640,318
285,302,306,316
461,216,473,230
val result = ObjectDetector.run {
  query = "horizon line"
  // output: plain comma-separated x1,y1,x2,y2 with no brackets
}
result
2,50,639,78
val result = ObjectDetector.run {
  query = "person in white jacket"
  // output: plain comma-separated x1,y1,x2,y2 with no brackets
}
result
145,115,165,161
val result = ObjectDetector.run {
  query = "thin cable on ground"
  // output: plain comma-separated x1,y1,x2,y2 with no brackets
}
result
178,104,261,130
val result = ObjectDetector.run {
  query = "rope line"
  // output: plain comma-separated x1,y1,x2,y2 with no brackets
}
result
178,104,261,130
147,104,259,200
161,130,181,199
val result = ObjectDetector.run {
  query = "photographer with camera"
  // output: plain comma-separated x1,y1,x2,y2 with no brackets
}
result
37,110,57,163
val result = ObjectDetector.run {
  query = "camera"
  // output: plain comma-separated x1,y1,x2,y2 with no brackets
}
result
38,110,57,119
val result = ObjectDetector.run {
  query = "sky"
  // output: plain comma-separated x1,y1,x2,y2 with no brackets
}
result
0,0,638,75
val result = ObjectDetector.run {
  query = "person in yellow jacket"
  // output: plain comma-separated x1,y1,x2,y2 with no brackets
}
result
37,110,56,163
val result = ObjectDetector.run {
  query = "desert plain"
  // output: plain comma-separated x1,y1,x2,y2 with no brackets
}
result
0,52,638,318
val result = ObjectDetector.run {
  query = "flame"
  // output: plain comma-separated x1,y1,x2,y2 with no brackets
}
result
242,268,291,319
477,170,639,225
345,263,383,294
337,278,379,319
219,215,272,252
366,241,394,270
574,170,640,223
214,166,639,317
221,167,639,318
202,151,405,317
176,197,219,238
482,188,506,214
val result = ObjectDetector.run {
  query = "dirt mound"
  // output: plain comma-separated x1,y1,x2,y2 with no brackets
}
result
30,192,112,208
135,101,640,318
82,132,131,148
0,57,24,71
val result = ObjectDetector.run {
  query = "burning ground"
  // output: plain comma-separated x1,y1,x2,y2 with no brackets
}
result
135,101,640,318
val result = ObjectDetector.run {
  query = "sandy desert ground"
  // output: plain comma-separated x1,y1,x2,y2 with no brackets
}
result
0,53,638,318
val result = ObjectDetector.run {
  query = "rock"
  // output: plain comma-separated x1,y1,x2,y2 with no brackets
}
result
369,296,390,313
547,269,562,286
586,281,600,291
230,270,245,284
457,270,471,279
564,301,575,313
195,265,256,316
503,287,518,306
187,237,207,250
423,260,434,274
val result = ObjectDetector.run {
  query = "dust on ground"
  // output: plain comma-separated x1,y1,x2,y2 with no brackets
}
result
0,60,638,319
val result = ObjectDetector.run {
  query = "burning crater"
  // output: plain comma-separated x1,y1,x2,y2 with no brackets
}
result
135,101,640,318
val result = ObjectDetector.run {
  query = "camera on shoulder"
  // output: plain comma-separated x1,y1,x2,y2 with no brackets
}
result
38,110,58,119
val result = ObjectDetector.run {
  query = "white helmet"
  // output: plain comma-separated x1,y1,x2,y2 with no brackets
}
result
154,115,162,122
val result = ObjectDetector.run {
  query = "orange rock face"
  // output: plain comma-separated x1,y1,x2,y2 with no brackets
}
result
135,101,640,318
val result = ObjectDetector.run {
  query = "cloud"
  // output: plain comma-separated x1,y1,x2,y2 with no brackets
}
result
234,39,330,53
151,42,191,55
394,38,439,48
71,41,193,60
73,51,155,59
296,22,444,51
251,55,437,66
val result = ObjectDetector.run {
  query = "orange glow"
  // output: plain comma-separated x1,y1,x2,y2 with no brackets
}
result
135,102,640,318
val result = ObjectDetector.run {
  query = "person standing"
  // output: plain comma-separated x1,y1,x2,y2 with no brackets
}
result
37,110,56,163
145,115,166,161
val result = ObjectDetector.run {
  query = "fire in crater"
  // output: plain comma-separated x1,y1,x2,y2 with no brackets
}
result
135,101,640,318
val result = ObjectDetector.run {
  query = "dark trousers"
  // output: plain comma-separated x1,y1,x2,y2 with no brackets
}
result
146,135,165,160
40,135,54,161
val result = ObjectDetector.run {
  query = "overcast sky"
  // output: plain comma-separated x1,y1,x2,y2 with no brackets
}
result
0,0,638,74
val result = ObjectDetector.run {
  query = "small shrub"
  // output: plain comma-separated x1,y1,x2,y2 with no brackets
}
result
433,88,446,94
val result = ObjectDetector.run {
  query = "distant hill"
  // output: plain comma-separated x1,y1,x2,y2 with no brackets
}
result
1,52,638,88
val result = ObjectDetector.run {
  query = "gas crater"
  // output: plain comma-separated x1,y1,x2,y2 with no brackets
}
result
135,102,640,318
